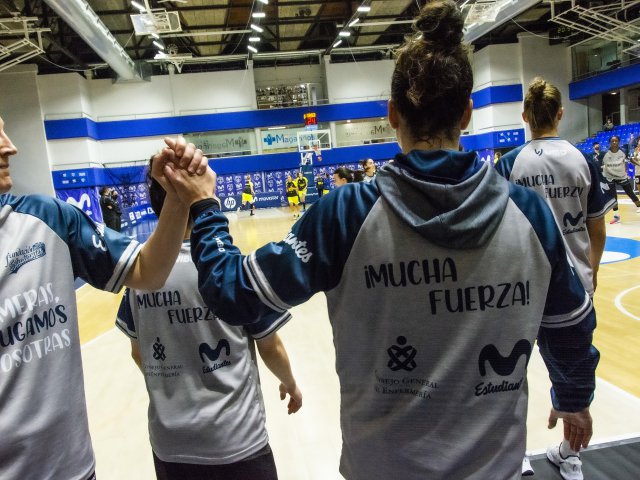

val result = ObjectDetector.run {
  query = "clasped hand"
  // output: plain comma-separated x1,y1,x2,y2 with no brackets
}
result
152,136,218,206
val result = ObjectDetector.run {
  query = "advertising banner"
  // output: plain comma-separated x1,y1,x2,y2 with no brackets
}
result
56,187,103,222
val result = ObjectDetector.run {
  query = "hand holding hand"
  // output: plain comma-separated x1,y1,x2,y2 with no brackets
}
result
279,382,302,415
548,408,592,452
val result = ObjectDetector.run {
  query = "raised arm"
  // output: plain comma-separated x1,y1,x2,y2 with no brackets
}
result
256,334,302,414
124,137,211,290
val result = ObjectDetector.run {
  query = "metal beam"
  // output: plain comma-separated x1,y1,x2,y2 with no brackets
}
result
42,0,139,80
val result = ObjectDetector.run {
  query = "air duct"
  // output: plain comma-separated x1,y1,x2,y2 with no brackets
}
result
43,0,140,81
464,0,542,43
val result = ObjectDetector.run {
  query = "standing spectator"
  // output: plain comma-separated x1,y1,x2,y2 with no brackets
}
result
162,2,598,478
603,117,614,131
110,188,122,231
496,77,614,479
602,135,640,223
0,116,209,480
116,159,301,480
99,186,113,226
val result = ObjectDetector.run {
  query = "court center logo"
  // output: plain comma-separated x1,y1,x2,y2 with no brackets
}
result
199,339,232,374
387,336,417,372
478,339,531,377
224,197,237,209
5,242,46,274
152,337,167,361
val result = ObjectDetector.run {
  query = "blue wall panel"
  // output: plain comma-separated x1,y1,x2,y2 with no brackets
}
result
569,63,640,100
45,100,390,140
471,84,523,109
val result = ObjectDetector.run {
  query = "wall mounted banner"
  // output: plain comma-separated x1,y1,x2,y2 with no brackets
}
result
56,187,103,222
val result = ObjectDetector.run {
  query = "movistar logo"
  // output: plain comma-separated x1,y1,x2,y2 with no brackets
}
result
199,339,231,363
478,339,532,377
563,211,584,227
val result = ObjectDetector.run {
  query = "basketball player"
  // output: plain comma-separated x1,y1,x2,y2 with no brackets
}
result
360,158,377,183
333,166,354,187
496,78,614,479
285,174,300,218
602,135,640,223
163,3,597,478
0,117,210,480
116,158,301,480
315,173,326,198
296,171,308,211
241,174,256,216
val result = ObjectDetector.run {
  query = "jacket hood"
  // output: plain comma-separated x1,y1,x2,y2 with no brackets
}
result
376,150,510,249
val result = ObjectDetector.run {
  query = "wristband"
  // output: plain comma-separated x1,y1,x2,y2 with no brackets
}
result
190,198,220,219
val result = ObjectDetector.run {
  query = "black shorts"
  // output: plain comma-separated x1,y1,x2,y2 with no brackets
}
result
152,444,278,480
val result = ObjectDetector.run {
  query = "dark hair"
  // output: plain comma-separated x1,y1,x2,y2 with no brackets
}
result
610,135,620,142
391,0,472,142
147,156,166,217
594,142,600,147
334,166,354,183
523,77,562,132
360,158,373,168
99,186,109,196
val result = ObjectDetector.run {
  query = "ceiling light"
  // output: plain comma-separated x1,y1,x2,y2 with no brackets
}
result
339,31,351,37
333,39,343,48
131,1,146,12
153,40,164,50
248,45,258,53
150,33,159,39
349,18,360,27
249,36,261,42
252,12,266,18
258,0,269,4
357,6,371,13
250,24,264,33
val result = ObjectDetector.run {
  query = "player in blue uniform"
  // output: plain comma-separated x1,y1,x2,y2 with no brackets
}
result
116,162,301,479
161,3,598,479
496,78,614,479
0,116,210,480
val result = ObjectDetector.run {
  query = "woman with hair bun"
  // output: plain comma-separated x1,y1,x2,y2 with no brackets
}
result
496,77,614,479
166,2,599,479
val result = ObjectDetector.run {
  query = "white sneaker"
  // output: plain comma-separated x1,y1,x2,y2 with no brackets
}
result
521,456,534,476
636,207,640,213
546,444,583,480
609,215,621,224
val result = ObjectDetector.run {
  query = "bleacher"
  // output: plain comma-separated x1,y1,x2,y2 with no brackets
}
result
576,122,640,154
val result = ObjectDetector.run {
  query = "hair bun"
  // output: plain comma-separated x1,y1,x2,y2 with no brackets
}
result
528,77,547,98
414,1,464,47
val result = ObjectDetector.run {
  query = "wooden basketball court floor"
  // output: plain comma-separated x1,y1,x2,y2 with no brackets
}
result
77,200,640,480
